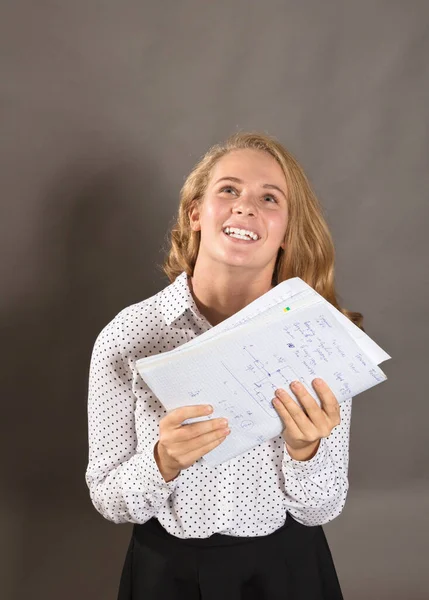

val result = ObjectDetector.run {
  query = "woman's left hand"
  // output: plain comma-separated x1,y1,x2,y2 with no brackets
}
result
272,378,341,460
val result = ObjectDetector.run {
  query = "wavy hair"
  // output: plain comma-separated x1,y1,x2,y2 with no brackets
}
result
160,131,364,330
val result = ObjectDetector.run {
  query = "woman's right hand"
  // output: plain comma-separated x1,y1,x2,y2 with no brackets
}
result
154,405,230,482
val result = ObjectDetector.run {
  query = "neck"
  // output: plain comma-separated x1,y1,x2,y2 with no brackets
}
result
189,262,274,327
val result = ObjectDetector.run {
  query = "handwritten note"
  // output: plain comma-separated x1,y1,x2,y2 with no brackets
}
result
136,278,390,466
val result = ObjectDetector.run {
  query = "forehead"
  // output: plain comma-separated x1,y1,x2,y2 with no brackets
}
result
209,149,286,185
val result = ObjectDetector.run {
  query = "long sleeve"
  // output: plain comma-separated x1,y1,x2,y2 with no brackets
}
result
85,271,356,537
85,311,179,524
281,397,352,526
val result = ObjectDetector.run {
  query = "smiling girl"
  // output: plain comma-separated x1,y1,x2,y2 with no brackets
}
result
86,131,362,599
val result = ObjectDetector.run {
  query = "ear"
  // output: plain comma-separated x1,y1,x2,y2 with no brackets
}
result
189,203,201,232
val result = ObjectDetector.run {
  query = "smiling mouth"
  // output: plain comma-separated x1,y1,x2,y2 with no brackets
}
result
222,231,260,244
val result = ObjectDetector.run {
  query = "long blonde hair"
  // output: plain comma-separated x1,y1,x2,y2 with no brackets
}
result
160,131,364,329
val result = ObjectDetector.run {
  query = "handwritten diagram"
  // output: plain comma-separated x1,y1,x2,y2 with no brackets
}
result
206,309,370,431
136,281,389,466
220,351,301,425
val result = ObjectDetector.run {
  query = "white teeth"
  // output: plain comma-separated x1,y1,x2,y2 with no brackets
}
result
230,233,251,240
224,227,259,240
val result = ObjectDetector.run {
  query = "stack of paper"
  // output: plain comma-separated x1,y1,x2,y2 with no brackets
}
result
136,277,391,466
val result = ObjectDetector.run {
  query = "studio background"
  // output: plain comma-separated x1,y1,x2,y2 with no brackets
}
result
1,1,428,599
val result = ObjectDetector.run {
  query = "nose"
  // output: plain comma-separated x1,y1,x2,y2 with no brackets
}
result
231,192,257,216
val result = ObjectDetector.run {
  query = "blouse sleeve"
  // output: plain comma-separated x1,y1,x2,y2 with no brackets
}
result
281,397,352,526
85,312,179,524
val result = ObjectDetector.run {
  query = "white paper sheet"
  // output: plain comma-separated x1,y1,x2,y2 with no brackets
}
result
136,277,391,466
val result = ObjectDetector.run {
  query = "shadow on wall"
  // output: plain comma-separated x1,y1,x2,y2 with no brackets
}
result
2,151,173,600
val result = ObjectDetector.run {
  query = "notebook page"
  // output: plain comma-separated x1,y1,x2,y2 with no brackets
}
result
137,278,390,373
138,288,319,372
137,301,388,466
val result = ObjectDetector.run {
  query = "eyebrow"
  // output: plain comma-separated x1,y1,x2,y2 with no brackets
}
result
214,176,287,199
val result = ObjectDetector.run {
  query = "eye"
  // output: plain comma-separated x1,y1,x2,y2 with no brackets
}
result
220,186,238,195
219,186,278,204
264,194,278,204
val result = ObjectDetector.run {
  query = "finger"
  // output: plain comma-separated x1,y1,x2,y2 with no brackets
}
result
286,381,333,434
275,387,315,430
287,380,340,434
167,404,213,427
273,395,304,438
284,379,340,427
311,379,341,425
181,430,230,465
273,389,318,438
174,425,230,458
176,417,229,441
288,381,323,421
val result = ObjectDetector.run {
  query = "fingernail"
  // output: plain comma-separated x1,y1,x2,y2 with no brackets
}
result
291,381,301,389
314,378,323,386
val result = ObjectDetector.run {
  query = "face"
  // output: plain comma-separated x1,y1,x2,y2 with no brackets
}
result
189,148,288,276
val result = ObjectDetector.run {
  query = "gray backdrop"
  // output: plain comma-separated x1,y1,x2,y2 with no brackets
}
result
1,1,428,599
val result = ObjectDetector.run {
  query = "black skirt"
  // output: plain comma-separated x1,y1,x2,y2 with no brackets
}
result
117,513,344,600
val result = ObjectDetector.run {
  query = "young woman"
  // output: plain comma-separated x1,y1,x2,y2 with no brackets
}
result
85,132,363,599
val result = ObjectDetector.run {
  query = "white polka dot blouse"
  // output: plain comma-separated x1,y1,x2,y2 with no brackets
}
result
85,271,352,538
